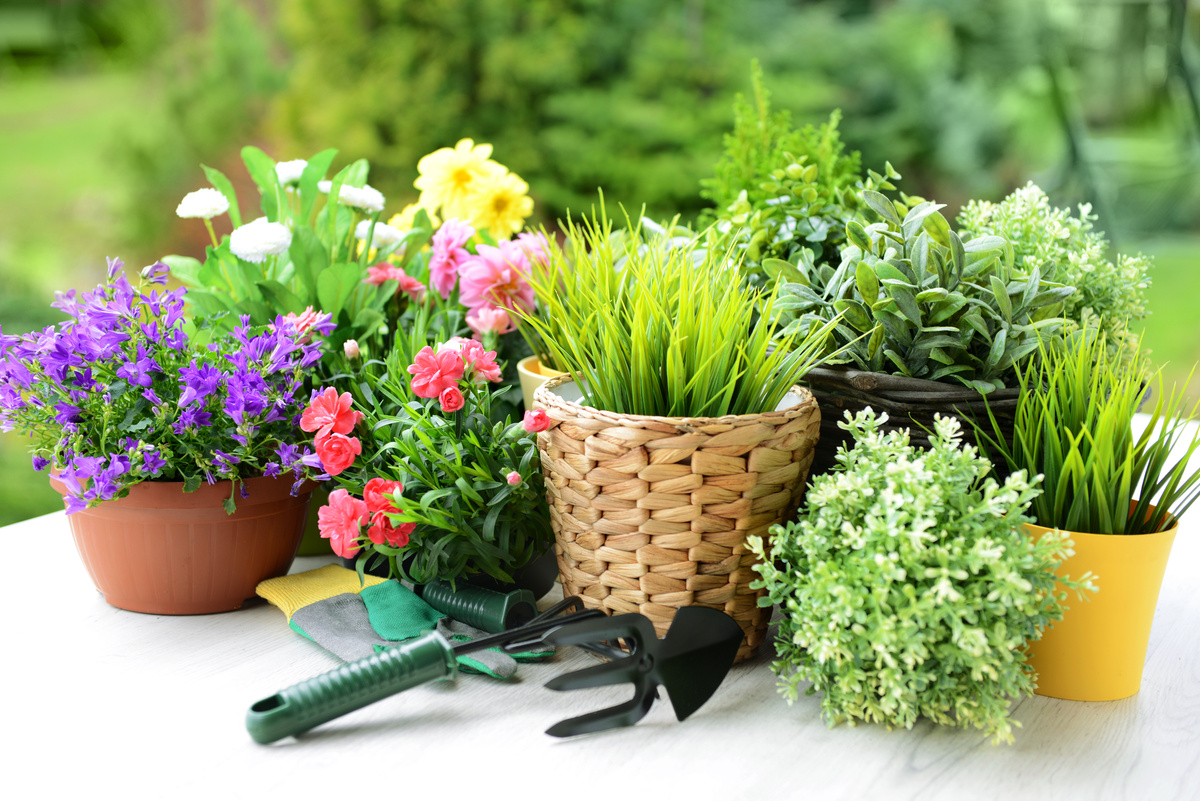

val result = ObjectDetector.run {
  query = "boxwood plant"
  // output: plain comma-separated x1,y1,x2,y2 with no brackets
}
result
749,409,1092,744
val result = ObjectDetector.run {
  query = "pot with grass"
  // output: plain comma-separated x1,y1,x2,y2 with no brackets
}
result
977,331,1200,701
519,212,840,662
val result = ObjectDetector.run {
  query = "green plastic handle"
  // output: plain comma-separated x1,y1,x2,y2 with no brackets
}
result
246,631,458,744
417,581,537,633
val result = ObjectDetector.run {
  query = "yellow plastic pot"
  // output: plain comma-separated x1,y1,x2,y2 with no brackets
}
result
1025,505,1177,701
516,355,564,411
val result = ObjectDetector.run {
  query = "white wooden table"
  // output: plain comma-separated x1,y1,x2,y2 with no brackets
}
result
2,499,1197,801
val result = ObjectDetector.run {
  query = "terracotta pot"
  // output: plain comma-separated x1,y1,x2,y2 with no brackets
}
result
1025,504,1177,701
517,355,565,412
50,474,315,615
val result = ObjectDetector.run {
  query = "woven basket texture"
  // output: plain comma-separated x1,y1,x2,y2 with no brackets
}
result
534,374,821,662
803,366,1019,478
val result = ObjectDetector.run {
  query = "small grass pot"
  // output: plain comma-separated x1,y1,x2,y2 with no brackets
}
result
1026,507,1178,701
50,474,315,615
534,374,821,662
517,355,566,412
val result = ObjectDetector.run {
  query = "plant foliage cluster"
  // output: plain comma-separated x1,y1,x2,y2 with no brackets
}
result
750,410,1091,744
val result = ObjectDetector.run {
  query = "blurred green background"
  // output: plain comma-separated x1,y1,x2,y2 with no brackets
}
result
2,0,1198,525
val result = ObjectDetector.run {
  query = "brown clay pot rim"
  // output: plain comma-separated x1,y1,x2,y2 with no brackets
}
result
49,472,315,510
535,372,815,428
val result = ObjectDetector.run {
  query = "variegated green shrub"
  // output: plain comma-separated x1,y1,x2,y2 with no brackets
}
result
749,410,1092,744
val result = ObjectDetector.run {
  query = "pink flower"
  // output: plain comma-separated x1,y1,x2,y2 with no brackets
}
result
506,471,522,486
515,231,551,268
398,274,426,303
318,489,368,558
440,339,501,383
467,305,513,336
365,263,406,286
367,511,414,548
458,241,535,315
429,218,476,299
407,346,466,398
523,409,550,433
364,477,404,515
436,337,477,355
344,339,360,360
301,387,364,440
439,386,465,413
316,432,361,476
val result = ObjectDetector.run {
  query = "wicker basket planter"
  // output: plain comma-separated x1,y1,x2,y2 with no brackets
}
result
533,374,821,662
803,366,1020,479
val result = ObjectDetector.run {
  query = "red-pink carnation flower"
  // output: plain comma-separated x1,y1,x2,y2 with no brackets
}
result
439,386,465,413
523,409,550,433
466,305,512,336
398,274,426,303
407,346,466,398
318,489,368,558
316,432,361,476
364,477,404,516
301,387,364,440
506,471,522,486
365,263,406,286
368,511,414,548
458,241,535,315
515,231,551,268
429,218,475,299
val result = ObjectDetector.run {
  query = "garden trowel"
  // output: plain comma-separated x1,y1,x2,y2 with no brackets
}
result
245,598,743,743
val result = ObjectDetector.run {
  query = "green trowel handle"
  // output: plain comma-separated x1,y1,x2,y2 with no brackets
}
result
417,581,537,633
246,631,458,744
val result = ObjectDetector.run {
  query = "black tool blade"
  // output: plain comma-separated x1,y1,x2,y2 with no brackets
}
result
654,606,743,721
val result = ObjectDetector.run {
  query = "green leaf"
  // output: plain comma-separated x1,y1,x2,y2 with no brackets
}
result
887,284,922,326
162,255,202,285
846,220,872,252
241,146,282,220
990,275,1013,322
299,149,337,223
855,261,880,304
921,210,952,249
834,299,875,332
317,262,363,319
256,280,306,315
861,189,902,228
763,258,805,284
201,165,241,227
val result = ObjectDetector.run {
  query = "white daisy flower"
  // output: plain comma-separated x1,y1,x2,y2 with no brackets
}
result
337,184,386,213
275,159,308,185
317,180,332,194
176,188,230,220
229,217,292,263
354,219,406,247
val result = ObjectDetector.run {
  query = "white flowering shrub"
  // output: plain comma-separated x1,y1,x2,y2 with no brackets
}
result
958,182,1150,361
749,410,1091,744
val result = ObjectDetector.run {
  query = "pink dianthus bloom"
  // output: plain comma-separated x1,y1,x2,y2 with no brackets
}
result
440,338,501,383
523,409,550,433
398,274,426,303
466,305,512,336
515,231,551,268
458,241,535,315
429,218,475,299
365,263,406,286
318,489,368,558
407,346,466,398
281,306,333,338
506,471,522,486
301,387,364,440
439,386,465,413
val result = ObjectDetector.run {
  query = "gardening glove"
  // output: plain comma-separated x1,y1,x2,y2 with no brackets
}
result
256,566,549,679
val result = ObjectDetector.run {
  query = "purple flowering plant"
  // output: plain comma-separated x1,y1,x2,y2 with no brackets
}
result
0,258,333,514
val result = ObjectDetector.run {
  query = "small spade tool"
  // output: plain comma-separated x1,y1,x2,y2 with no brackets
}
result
245,598,743,744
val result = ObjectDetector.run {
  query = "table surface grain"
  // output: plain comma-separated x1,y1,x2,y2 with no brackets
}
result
5,420,1199,800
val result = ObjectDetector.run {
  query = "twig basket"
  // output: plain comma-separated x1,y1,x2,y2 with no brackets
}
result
803,366,1020,478
534,374,821,662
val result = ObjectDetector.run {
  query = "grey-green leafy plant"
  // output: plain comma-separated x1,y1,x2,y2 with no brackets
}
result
700,62,899,288
958,183,1152,363
517,210,841,418
777,189,1076,394
750,410,1091,745
977,330,1200,536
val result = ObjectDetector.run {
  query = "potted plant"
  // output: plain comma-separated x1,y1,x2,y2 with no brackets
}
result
777,189,1076,475
517,210,841,662
0,260,329,614
299,305,555,595
750,409,1092,744
976,330,1200,701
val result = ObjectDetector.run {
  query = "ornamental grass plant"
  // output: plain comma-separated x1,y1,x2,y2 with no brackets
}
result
977,331,1200,536
518,210,841,418
750,410,1092,744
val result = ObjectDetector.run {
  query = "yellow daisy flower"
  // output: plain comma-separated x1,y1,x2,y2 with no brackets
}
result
465,170,534,238
414,138,504,219
388,202,440,232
